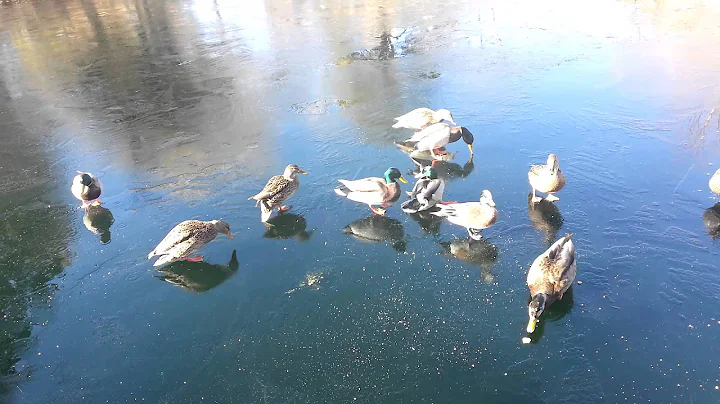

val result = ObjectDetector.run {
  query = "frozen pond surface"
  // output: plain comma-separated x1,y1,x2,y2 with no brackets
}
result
1,0,720,402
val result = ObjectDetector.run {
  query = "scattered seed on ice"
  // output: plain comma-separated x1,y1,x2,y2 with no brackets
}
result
522,337,531,344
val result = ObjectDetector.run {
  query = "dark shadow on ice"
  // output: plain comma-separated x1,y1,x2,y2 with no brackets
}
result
83,205,115,244
155,250,239,293
263,213,313,241
439,237,499,283
342,215,406,252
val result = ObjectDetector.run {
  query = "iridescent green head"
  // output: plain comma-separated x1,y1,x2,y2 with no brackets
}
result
423,166,438,180
383,167,408,185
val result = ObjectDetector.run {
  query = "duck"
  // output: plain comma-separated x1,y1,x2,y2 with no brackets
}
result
400,122,474,159
392,108,456,131
526,233,576,333
709,168,720,195
71,171,103,210
249,164,307,222
148,220,233,267
401,166,446,213
431,190,498,240
529,154,566,204
334,167,407,215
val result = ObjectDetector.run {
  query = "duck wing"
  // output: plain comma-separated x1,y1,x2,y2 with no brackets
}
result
250,175,288,201
392,108,433,129
414,123,452,151
528,164,547,178
152,237,204,267
545,234,576,292
337,177,385,193
336,178,388,205
149,220,203,258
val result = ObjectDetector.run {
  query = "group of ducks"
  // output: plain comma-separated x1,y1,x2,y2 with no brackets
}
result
70,107,576,338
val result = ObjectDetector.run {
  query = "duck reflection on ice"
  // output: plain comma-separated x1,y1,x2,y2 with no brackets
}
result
263,213,313,241
522,287,574,344
703,202,720,239
527,193,564,244
83,205,114,244
155,250,239,293
439,237,499,283
342,215,406,252
407,153,474,182
407,210,444,235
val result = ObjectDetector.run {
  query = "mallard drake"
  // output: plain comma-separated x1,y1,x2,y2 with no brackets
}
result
392,108,456,131
401,123,474,159
431,190,498,240
334,167,407,215
71,171,103,210
148,220,233,267
526,233,576,333
249,164,307,222
529,154,566,203
710,168,720,195
401,166,446,213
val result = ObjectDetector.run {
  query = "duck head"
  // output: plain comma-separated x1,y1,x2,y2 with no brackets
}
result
547,154,559,173
283,164,308,179
480,189,496,207
435,109,456,125
211,220,233,239
384,167,408,185
527,293,547,333
422,166,438,180
450,127,474,154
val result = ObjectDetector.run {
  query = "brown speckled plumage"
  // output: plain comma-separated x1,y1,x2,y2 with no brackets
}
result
148,220,231,266
529,154,566,195
249,164,306,222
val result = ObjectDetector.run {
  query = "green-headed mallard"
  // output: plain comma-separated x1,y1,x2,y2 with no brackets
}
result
431,190,498,240
529,154,566,204
71,171,103,210
526,233,576,333
334,167,407,215
401,123,474,159
249,164,307,222
710,168,720,195
401,166,446,213
148,220,233,267
392,108,456,131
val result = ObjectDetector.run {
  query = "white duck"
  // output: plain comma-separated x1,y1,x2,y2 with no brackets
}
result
392,108,456,131
431,190,498,240
401,122,474,159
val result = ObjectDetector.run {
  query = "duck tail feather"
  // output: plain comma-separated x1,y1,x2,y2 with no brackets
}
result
153,255,176,267
430,204,455,217
334,186,350,197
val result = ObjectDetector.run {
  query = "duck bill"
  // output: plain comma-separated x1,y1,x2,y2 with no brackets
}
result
300,170,308,175
398,176,408,183
226,232,234,239
467,144,474,154
526,318,537,333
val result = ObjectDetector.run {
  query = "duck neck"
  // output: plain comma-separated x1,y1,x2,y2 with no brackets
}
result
449,128,462,143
